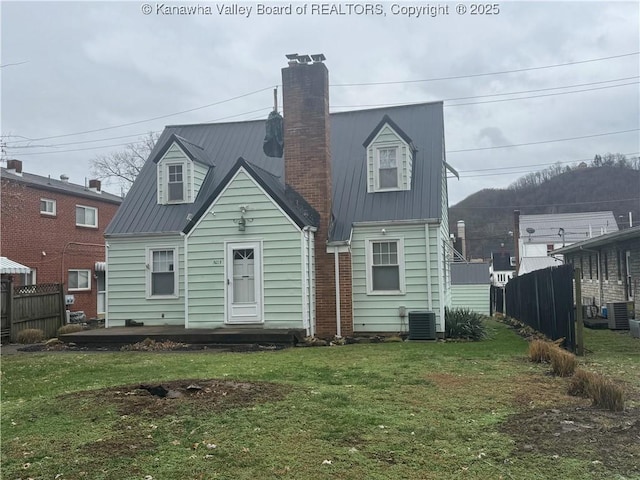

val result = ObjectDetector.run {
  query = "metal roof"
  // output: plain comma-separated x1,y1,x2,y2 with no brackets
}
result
518,256,564,275
451,262,490,285
0,257,32,274
1,169,123,204
106,102,445,240
491,251,514,271
519,212,618,244
552,225,640,254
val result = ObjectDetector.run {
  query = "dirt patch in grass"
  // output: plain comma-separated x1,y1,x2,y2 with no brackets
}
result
500,405,640,477
65,378,291,417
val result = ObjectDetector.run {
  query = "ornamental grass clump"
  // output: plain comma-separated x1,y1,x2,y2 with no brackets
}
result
528,339,552,363
548,346,577,377
58,324,85,335
569,369,625,411
16,328,45,344
445,308,487,341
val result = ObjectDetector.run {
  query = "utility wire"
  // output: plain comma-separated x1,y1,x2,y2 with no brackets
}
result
6,77,638,151
6,52,638,146
448,129,640,153
450,197,640,209
330,52,640,87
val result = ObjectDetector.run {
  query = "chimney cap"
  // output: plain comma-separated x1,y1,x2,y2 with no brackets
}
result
285,53,326,65
60,174,69,182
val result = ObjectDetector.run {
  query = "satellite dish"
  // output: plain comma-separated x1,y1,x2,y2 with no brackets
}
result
526,227,535,234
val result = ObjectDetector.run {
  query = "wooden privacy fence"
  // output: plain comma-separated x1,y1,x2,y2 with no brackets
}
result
505,264,575,351
1,279,65,342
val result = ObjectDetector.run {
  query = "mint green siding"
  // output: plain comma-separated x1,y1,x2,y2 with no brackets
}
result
193,161,209,197
106,235,185,326
351,223,444,333
186,168,305,329
366,124,412,192
451,285,490,315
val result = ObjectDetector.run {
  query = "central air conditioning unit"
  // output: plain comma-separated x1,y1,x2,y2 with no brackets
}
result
607,302,635,330
408,311,436,340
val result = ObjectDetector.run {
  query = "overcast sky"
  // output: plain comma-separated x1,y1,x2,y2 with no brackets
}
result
2,1,639,204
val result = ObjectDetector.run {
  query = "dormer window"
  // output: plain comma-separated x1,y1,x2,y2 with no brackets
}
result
364,115,415,193
167,164,184,202
378,147,399,189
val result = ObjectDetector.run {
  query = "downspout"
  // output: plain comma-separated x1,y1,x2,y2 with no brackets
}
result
334,247,341,338
182,232,189,328
425,223,433,310
308,227,316,337
105,242,110,328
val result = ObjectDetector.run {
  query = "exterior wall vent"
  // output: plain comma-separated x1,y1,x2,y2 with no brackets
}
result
606,302,635,330
408,311,436,340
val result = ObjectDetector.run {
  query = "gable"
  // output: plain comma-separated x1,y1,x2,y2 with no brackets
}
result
156,142,210,205
363,116,415,193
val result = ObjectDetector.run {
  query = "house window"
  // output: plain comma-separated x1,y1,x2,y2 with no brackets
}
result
167,164,184,202
68,269,90,291
546,244,554,254
367,239,405,294
377,147,399,189
40,198,56,216
76,205,98,227
148,249,177,297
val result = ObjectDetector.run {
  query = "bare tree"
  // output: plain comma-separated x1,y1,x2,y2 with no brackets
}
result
91,132,159,193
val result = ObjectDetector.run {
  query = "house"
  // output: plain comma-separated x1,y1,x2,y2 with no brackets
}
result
105,55,455,338
450,262,490,315
489,251,515,287
515,211,618,276
0,160,122,319
552,226,639,318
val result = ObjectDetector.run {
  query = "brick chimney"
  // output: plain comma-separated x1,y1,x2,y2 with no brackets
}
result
89,179,102,193
6,159,23,176
282,54,337,338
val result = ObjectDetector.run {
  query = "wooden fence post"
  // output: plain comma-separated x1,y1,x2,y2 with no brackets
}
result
575,268,584,356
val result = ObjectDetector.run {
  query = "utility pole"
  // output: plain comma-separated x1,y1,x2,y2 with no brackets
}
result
574,267,584,356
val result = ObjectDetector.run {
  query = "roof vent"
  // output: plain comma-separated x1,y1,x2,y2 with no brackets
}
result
285,53,326,65
60,174,69,183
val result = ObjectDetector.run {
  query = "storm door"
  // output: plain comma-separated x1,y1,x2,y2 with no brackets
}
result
226,242,262,323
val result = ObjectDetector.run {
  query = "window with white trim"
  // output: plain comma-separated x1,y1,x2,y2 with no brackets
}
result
148,248,177,297
40,198,56,216
68,269,90,291
167,164,184,202
367,239,405,294
76,205,98,227
377,147,399,189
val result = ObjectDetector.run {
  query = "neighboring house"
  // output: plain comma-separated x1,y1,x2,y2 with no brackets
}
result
489,251,515,287
1,160,122,319
105,55,455,338
552,226,639,317
516,211,618,275
450,262,490,315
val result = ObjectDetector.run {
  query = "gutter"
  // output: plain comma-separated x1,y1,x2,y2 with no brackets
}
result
352,218,440,227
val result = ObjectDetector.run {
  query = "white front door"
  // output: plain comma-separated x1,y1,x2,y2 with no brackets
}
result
226,242,262,324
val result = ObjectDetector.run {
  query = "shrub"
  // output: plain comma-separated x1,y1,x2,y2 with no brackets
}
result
588,375,625,411
548,346,577,377
16,328,45,344
58,324,85,335
567,369,592,398
445,308,487,341
528,339,552,363
569,369,625,411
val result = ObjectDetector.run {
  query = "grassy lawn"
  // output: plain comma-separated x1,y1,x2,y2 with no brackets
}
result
1,320,638,480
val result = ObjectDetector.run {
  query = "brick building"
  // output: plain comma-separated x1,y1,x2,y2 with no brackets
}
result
553,226,639,318
1,160,122,319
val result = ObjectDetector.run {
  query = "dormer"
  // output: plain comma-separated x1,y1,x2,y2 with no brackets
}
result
154,135,213,205
363,115,415,193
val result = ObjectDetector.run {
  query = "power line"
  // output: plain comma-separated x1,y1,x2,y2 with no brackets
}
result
7,77,638,152
330,52,640,87
10,107,272,156
450,197,640,210
448,129,640,153
8,86,277,144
